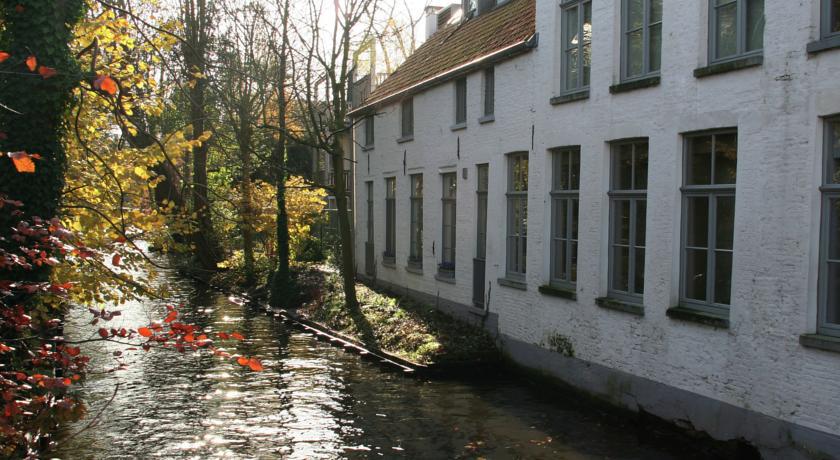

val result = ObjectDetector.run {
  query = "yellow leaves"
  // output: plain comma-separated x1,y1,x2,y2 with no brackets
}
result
133,166,150,180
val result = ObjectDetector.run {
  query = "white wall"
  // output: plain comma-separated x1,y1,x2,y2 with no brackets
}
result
354,0,840,444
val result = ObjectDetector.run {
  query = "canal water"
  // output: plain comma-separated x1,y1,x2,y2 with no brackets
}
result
54,272,704,459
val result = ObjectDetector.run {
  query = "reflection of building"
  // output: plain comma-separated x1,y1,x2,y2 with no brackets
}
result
349,0,840,456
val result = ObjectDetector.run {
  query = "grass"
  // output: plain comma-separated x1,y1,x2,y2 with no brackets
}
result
297,271,501,367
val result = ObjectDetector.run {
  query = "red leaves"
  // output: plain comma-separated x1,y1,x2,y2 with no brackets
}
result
230,332,244,341
25,55,36,72
97,328,109,339
137,327,153,338
111,253,121,266
236,356,249,366
217,332,229,340
236,357,264,371
93,75,118,96
7,151,36,174
38,66,57,79
163,310,178,324
64,346,81,357
0,52,9,63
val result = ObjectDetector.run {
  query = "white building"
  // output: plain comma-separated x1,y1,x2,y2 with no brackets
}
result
349,0,840,457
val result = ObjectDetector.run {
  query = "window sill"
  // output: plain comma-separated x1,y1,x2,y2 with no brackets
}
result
434,273,456,284
450,122,467,132
807,35,840,54
550,90,589,106
800,334,840,353
666,306,729,329
405,264,423,275
595,297,644,316
538,284,576,300
478,114,495,124
693,55,763,79
396,135,414,144
498,277,527,291
610,75,660,94
382,258,396,269
362,145,375,152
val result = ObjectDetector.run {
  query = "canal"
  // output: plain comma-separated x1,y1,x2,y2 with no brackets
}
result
54,271,706,459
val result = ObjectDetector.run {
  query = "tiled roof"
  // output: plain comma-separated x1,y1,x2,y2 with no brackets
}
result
356,0,536,112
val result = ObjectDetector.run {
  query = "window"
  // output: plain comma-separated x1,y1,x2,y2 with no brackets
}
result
476,165,489,260
401,98,414,139
455,77,467,125
365,182,375,275
681,131,737,315
364,115,375,147
441,173,457,276
819,118,840,337
709,0,764,63
409,174,423,268
621,0,662,81
609,141,648,302
561,0,592,93
384,178,396,261
506,153,529,279
550,148,580,288
822,0,840,38
483,68,495,118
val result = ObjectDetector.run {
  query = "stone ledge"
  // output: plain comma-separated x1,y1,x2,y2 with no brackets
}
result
405,264,423,275
595,297,644,316
498,277,527,291
362,144,375,152
538,284,576,300
807,35,840,54
450,122,467,132
381,259,396,269
478,114,495,124
550,90,589,106
396,135,414,144
610,75,660,94
435,273,456,284
800,334,840,353
666,306,729,329
694,55,763,78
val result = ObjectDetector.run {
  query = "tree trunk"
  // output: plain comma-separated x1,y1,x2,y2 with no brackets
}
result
238,104,255,286
331,137,358,310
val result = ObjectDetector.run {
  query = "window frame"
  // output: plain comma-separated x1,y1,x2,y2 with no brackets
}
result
708,0,764,65
821,0,840,39
483,67,495,118
401,98,414,139
506,152,529,280
455,77,468,125
550,147,580,290
679,130,738,316
384,177,396,260
440,173,457,276
560,0,592,95
819,117,840,337
408,174,423,267
364,115,375,148
620,0,662,82
608,140,648,304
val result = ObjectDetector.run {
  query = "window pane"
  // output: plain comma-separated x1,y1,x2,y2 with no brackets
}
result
565,49,579,91
511,155,529,191
650,0,663,23
582,2,592,87
833,0,840,33
716,196,736,250
613,246,630,292
627,0,644,30
443,174,456,199
714,251,733,305
553,239,567,280
635,142,649,189
828,121,840,184
484,68,495,116
636,200,647,246
570,151,580,190
634,248,646,295
571,199,579,240
746,0,764,52
412,175,423,197
615,200,631,245
555,151,569,190
687,136,712,185
565,5,579,49
714,133,738,184
685,249,708,301
715,2,738,59
616,144,634,190
828,198,840,261
826,262,840,324
627,30,644,77
570,242,578,282
477,194,487,259
649,23,662,72
583,42,592,87
555,199,568,240
686,196,709,248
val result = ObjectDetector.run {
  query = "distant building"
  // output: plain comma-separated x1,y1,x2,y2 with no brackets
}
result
349,0,840,457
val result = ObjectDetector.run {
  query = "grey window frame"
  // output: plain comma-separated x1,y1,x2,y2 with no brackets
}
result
506,153,529,280
384,177,396,260
364,115,375,147
680,130,737,316
483,67,495,117
821,0,840,39
476,164,489,260
440,173,457,276
608,140,647,303
620,0,662,81
819,117,840,337
455,77,468,125
708,0,764,64
560,0,592,94
401,98,414,138
550,147,580,289
409,174,423,267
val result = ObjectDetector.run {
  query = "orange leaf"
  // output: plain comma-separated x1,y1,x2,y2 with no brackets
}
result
230,332,244,341
65,346,81,357
237,357,249,366
8,152,35,173
0,52,9,63
164,310,178,323
38,66,56,79
137,327,153,338
247,358,264,372
217,332,229,340
94,75,118,95
184,333,194,343
25,56,36,72
112,254,121,266
63,378,72,386
197,334,208,341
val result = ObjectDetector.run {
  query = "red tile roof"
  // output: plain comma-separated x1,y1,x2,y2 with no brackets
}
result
353,0,536,113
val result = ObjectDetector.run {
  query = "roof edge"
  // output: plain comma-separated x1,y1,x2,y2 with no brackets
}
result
349,32,538,117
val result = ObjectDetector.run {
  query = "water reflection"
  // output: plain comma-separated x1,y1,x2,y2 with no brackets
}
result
55,272,698,459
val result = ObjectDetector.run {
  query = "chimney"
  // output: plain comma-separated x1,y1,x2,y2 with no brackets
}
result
425,6,443,40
